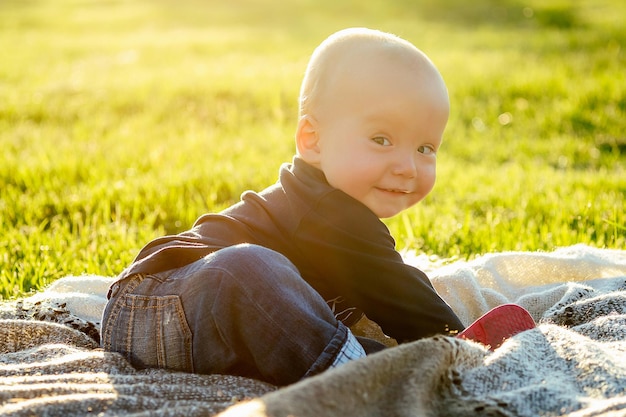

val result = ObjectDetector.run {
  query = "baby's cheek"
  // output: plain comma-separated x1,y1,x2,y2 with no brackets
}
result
421,165,437,188
415,175,436,202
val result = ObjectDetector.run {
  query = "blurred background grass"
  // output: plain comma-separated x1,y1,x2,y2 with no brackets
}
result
1,0,624,298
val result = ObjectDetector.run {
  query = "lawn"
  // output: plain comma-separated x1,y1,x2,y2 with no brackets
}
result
1,0,624,298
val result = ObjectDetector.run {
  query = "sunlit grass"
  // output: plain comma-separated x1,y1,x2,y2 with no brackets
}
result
1,0,624,298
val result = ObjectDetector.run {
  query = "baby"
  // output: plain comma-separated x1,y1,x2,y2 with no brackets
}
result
296,28,449,219
101,28,466,386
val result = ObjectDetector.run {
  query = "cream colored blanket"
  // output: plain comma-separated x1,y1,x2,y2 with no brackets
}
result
1,244,625,416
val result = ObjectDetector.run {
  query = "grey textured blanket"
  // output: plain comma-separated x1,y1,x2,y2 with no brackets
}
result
0,318,275,416
221,285,626,417
1,245,625,416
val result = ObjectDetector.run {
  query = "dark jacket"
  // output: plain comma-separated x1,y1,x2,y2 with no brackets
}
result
117,157,464,342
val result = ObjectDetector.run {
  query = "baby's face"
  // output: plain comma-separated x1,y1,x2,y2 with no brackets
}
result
308,52,449,218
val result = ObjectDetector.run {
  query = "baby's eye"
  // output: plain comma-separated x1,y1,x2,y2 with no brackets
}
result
418,145,436,155
372,137,391,146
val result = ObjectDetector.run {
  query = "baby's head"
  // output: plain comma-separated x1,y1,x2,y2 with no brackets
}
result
295,28,450,218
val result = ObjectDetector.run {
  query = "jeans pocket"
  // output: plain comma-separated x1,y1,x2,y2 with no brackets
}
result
106,293,194,373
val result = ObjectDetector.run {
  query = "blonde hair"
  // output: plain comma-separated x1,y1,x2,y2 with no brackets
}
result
298,28,434,118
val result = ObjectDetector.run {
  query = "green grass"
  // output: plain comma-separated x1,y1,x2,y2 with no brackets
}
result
1,0,624,299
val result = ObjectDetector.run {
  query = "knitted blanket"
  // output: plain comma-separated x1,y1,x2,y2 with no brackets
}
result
2,244,625,416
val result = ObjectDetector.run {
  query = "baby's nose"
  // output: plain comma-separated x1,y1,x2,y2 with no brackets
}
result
392,155,418,178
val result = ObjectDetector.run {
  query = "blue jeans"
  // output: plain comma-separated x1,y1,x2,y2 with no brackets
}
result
101,244,367,386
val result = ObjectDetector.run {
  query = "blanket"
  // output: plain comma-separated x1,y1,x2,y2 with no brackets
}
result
1,244,625,416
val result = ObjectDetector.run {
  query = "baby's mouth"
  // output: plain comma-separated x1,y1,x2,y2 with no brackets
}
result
377,187,411,194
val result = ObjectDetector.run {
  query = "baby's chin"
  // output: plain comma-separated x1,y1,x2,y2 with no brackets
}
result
366,197,423,219
369,205,409,219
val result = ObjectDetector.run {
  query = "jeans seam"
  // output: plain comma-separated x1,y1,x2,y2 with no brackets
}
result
156,300,164,367
174,296,194,372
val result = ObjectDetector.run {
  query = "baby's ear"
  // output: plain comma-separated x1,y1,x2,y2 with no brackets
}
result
295,115,321,165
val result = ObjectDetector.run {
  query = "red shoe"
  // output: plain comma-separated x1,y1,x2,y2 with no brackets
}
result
457,304,536,350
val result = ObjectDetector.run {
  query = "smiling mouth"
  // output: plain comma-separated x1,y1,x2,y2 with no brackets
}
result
377,187,411,194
